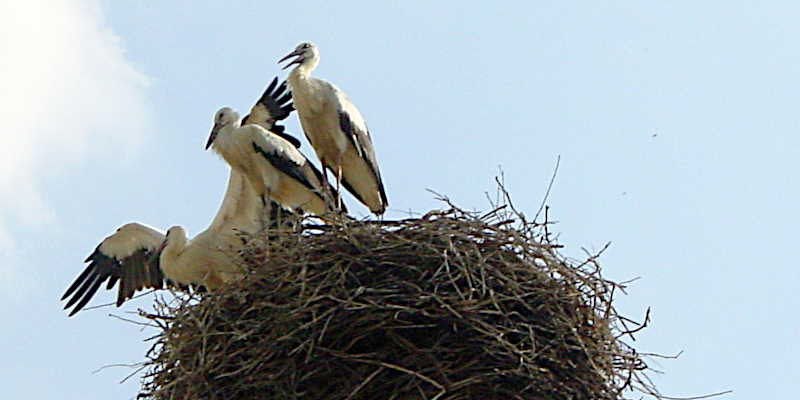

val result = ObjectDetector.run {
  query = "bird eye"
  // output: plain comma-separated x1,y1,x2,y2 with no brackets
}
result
302,44,309,49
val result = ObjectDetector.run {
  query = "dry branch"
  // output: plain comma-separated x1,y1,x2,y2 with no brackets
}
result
138,200,658,400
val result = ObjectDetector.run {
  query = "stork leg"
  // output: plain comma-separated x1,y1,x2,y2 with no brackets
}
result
321,161,337,212
336,164,343,212
322,161,330,184
264,189,273,230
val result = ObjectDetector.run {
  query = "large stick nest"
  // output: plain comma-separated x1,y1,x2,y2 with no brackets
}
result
139,202,652,399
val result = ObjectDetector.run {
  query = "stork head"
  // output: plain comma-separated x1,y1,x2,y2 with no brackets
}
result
206,107,240,150
156,225,188,266
159,226,188,252
165,226,187,240
278,42,319,71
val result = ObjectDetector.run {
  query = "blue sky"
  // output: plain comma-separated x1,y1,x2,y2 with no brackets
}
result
2,1,798,398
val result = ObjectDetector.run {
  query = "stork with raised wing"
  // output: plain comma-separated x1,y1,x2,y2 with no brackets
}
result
61,221,249,317
62,77,297,317
279,42,388,215
206,106,342,216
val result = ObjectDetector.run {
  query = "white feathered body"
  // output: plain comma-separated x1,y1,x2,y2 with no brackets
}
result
159,226,244,289
288,72,387,214
212,121,329,215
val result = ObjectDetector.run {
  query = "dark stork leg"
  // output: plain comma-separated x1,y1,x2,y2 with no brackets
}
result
263,190,276,251
265,189,273,229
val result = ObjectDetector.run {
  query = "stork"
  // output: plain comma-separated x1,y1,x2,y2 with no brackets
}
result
62,78,297,317
62,143,272,317
206,106,342,216
279,42,388,215
61,212,250,317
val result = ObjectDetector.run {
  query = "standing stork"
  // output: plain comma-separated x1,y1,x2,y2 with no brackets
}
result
279,42,388,215
62,78,297,317
206,106,342,216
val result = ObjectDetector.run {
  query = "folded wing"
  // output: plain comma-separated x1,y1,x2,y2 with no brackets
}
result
332,87,388,214
246,124,344,215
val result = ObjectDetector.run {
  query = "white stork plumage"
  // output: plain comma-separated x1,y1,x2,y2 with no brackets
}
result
61,169,289,317
61,195,251,317
206,106,342,216
62,78,300,317
279,42,388,215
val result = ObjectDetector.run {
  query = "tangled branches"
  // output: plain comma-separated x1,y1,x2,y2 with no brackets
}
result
139,202,654,399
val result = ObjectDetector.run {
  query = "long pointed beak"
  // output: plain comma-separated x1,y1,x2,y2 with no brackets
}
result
205,123,221,150
150,239,167,265
278,50,304,70
157,239,168,253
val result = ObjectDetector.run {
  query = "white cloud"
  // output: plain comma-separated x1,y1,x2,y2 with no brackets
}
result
0,226,37,302
0,0,153,295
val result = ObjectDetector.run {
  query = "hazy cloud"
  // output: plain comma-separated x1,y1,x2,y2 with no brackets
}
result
0,0,153,297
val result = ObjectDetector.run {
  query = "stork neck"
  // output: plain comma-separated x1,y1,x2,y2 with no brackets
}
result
160,234,188,269
291,57,318,79
212,120,241,153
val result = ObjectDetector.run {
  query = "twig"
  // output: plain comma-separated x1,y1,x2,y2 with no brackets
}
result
534,155,561,223
346,366,385,400
81,289,157,312
657,390,733,400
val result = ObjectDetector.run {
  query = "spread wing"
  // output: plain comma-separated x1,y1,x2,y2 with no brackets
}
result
62,223,165,317
241,77,301,148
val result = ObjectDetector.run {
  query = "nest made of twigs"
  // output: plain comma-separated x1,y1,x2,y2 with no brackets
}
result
138,202,653,400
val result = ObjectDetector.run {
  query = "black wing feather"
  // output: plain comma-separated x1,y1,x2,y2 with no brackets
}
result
274,128,302,148
62,246,164,317
242,77,301,148
70,278,105,317
250,141,341,211
264,77,278,95
338,111,362,157
307,158,348,214
63,274,99,311
61,263,94,301
106,275,118,290
255,77,294,122
251,142,317,195
338,111,389,207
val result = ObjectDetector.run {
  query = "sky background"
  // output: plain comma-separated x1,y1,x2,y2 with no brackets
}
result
1,1,797,398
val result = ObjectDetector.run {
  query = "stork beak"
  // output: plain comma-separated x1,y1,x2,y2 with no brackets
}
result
150,240,167,264
278,50,305,70
206,123,221,150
